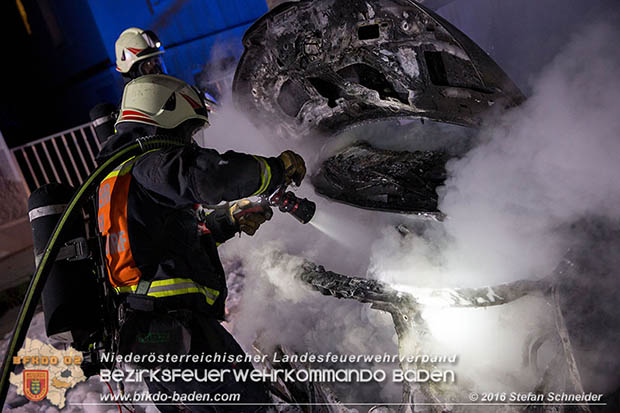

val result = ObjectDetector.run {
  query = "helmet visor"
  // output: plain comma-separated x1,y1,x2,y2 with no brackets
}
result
141,30,163,50
190,86,210,118
138,56,167,76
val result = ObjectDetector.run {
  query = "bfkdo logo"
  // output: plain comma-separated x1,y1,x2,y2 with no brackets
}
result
10,339,86,409
23,370,48,402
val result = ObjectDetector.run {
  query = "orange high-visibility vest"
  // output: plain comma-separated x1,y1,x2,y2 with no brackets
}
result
96,155,220,306
97,157,141,288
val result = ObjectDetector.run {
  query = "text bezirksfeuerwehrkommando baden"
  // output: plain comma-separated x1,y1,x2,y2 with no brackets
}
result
100,367,455,384
99,352,458,384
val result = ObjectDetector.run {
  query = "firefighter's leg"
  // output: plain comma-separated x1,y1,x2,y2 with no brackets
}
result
144,316,271,412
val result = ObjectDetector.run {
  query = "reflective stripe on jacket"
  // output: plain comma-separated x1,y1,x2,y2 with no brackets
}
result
97,154,222,307
114,278,220,305
95,134,285,317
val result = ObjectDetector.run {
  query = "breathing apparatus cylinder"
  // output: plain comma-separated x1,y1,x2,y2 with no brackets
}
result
89,103,118,145
28,183,102,350
0,138,185,406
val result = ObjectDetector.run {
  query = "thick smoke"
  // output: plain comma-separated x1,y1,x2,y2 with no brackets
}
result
203,17,620,402
440,20,620,284
370,19,620,394
372,20,620,286
6,11,620,411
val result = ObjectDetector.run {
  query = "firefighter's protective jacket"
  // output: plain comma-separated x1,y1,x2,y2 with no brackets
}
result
96,128,284,319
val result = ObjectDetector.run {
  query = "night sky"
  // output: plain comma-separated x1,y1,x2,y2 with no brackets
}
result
0,0,266,148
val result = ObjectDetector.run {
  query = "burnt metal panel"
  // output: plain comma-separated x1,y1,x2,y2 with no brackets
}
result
233,0,524,140
312,142,448,216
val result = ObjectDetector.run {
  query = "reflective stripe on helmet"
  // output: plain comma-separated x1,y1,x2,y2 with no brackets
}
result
114,278,220,305
115,75,209,130
118,110,160,126
115,27,165,74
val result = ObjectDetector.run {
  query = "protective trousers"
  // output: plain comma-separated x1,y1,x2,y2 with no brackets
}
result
143,314,271,412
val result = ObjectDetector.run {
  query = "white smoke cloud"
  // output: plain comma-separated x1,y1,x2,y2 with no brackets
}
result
370,19,620,395
439,20,620,284
209,17,620,401
7,11,618,410
368,20,620,286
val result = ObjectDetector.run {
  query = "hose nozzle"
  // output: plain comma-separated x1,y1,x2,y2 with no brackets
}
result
264,185,316,224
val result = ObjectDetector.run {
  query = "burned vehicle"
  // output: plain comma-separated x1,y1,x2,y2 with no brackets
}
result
234,0,523,216
231,0,620,412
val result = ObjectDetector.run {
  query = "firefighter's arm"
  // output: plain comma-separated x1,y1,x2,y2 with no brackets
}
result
131,144,302,207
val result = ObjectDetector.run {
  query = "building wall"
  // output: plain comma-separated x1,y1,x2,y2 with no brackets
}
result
0,0,116,146
86,0,267,86
0,0,268,146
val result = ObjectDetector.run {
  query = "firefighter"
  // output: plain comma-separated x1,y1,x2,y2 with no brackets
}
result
91,28,169,143
114,27,216,104
92,28,217,145
96,73,306,412
115,27,168,81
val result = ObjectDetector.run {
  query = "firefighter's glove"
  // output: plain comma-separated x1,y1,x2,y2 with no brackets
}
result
229,199,273,236
278,150,306,186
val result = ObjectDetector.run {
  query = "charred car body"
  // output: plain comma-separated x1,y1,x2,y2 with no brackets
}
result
231,0,620,411
234,0,523,215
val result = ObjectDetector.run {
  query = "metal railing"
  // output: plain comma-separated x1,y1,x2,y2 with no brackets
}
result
7,69,234,195
10,122,102,193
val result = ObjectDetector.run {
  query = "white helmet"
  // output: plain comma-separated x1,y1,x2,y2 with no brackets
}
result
116,74,209,130
115,27,164,74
